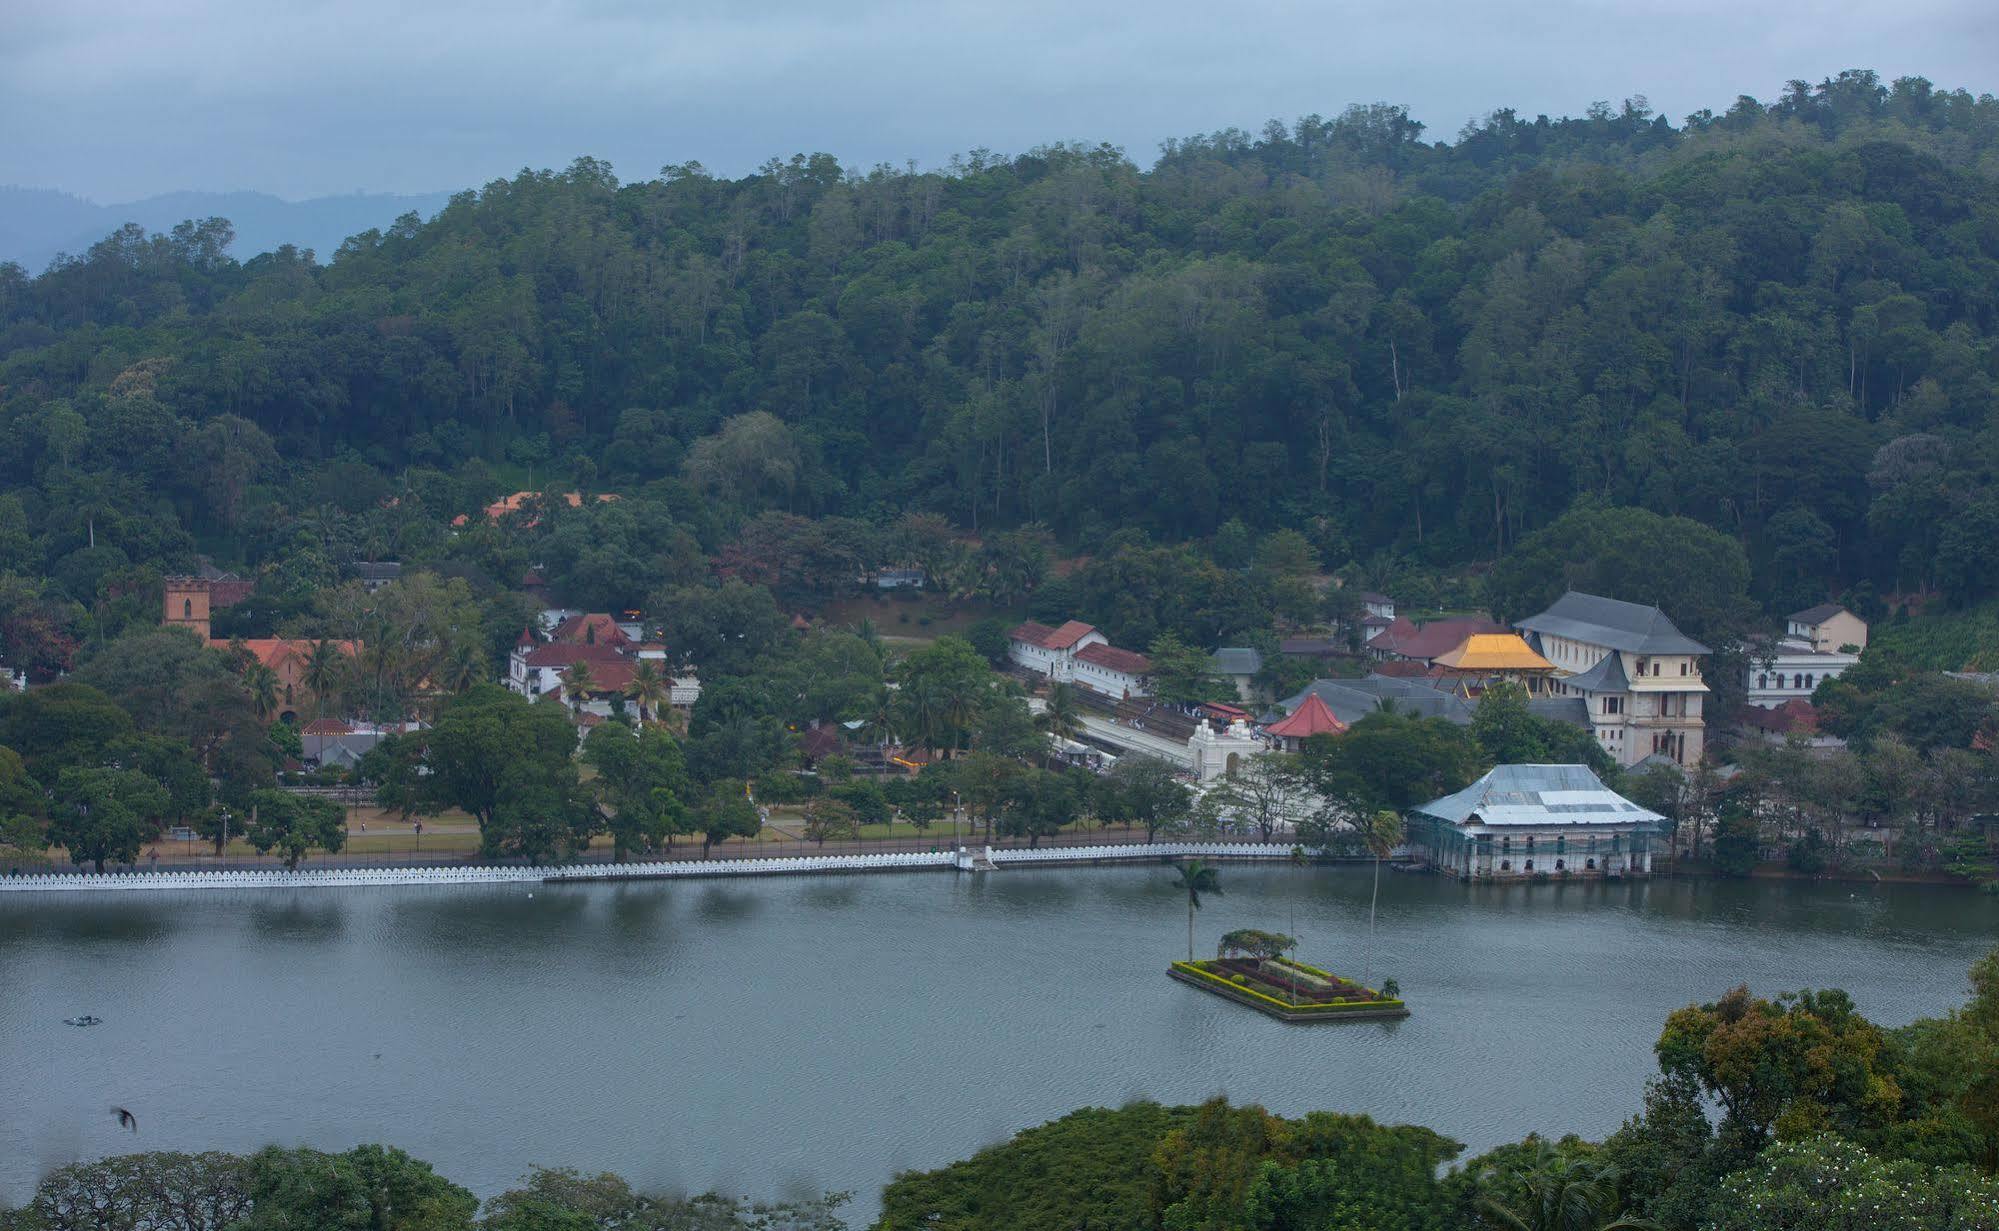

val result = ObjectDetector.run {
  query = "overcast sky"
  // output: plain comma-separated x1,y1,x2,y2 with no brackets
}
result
4,0,1996,203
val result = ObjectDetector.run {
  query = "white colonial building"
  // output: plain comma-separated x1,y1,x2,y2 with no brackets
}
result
1745,604,1865,709
505,614,699,717
1007,620,1108,681
1071,643,1152,700
1517,592,1710,768
1408,763,1667,880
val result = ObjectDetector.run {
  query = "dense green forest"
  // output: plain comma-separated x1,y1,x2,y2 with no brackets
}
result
2,68,1998,665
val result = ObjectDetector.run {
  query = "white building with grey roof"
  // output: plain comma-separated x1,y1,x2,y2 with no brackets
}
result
1516,591,1710,768
1407,763,1667,880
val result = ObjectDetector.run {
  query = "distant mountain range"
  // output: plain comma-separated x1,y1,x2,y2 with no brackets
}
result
0,185,456,271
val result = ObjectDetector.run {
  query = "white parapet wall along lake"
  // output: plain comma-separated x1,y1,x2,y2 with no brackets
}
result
0,842,1314,894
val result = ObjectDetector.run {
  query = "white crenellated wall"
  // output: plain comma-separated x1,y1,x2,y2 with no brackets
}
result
0,843,1329,895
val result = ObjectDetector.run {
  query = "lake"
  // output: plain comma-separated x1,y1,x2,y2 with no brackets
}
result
4,865,1996,1220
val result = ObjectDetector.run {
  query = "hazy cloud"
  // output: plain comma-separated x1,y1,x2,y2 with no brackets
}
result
3,0,1994,201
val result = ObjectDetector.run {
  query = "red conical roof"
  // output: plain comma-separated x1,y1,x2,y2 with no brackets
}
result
1266,692,1347,739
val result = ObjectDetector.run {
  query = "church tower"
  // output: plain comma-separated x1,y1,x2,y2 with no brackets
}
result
163,577,212,641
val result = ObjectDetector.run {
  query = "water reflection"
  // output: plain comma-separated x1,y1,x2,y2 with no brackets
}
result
693,886,762,922
248,899,347,941
2,866,1995,1219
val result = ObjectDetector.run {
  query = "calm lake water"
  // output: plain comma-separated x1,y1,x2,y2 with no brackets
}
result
4,866,1997,1219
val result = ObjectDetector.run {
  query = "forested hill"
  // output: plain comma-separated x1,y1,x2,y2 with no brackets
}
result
2,69,1999,627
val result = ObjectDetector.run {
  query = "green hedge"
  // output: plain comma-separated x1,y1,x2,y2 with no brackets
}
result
1172,962,1405,1014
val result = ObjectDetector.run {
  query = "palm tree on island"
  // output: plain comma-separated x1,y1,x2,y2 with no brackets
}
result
1364,809,1404,985
1172,859,1222,962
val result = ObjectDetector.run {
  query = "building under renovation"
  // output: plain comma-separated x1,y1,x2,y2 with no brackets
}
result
1406,763,1667,880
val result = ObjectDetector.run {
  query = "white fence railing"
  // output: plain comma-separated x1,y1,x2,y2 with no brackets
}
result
0,842,1317,894
991,842,1298,864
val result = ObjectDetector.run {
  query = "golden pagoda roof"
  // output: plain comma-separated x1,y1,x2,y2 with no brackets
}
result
1432,633,1554,672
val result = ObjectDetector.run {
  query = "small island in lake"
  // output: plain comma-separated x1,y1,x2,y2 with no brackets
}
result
1170,929,1408,1023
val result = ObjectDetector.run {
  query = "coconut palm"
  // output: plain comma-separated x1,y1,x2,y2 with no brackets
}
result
858,685,895,763
895,675,948,761
1474,1143,1659,1231
628,659,669,724
1036,681,1085,746
243,661,281,720
563,660,596,718
1171,860,1222,963
1363,808,1403,985
302,639,347,720
439,642,487,696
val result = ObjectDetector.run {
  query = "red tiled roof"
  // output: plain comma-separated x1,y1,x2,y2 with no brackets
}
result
800,726,844,759
568,660,636,692
522,642,632,668
1372,660,1440,679
521,569,546,587
1074,643,1150,675
1741,699,1820,735
1373,616,1507,662
482,491,619,521
1266,693,1348,739
1010,619,1099,651
218,639,359,672
551,613,630,647
1009,620,1057,646
207,579,255,608
1045,620,1098,650
301,718,354,736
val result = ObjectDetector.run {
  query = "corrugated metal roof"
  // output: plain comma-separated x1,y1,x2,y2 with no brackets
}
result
1413,764,1665,828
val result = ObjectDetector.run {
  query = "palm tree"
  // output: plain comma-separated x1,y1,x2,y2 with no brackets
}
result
851,617,883,661
303,639,346,719
243,661,280,720
1363,809,1404,986
628,660,668,724
1171,860,1222,963
895,676,948,762
563,660,596,719
1474,1143,1659,1231
1036,681,1085,747
858,685,895,764
439,642,487,696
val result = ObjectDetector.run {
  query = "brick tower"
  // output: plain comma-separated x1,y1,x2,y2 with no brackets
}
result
162,577,212,641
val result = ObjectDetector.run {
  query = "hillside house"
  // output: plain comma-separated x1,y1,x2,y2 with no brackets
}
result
1209,647,1264,702
1007,620,1108,681
1787,604,1868,654
1745,605,1866,709
506,614,699,717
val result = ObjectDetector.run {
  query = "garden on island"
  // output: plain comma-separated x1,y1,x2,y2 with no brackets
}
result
1171,928,1408,1021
